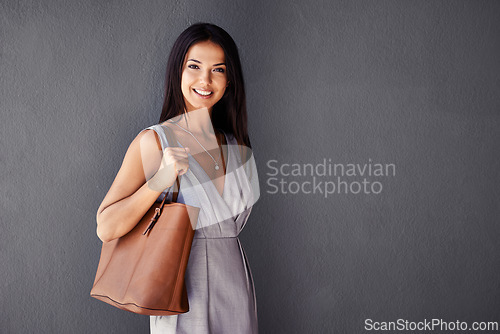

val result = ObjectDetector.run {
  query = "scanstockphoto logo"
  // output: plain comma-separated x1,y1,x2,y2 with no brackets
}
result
266,158,396,197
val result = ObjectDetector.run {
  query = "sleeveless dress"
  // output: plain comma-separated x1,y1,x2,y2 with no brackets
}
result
141,124,260,334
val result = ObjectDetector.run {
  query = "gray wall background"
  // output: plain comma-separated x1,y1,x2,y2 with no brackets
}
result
1,0,499,333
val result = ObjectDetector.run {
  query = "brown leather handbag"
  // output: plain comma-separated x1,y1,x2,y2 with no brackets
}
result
90,125,200,316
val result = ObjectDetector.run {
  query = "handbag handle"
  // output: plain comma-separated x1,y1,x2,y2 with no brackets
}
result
143,124,183,236
162,125,182,203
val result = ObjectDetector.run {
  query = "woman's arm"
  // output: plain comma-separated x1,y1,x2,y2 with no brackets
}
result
95,129,177,242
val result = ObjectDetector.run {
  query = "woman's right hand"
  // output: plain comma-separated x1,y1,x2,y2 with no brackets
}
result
96,128,190,242
147,146,190,192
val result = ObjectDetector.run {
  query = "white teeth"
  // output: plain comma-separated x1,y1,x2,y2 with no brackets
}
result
194,89,212,96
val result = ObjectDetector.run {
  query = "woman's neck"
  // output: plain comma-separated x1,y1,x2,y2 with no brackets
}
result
166,107,216,136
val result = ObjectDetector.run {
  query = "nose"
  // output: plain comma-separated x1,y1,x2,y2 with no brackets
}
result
199,70,212,85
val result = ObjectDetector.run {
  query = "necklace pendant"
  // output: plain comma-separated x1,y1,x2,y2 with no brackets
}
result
215,164,220,171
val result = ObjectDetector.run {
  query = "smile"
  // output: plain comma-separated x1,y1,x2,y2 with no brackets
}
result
193,88,213,97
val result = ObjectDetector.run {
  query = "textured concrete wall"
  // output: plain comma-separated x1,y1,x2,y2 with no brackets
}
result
1,0,499,333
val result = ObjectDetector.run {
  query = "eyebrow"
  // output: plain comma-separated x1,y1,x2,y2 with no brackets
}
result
187,58,226,66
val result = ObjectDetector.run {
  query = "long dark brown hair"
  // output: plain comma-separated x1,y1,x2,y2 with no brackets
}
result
159,23,251,148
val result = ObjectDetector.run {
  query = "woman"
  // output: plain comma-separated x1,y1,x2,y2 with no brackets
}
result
96,23,260,334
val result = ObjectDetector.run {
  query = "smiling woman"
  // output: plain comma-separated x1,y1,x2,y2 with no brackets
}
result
94,22,260,334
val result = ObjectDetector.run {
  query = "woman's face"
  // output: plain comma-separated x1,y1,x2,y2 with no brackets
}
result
180,40,228,113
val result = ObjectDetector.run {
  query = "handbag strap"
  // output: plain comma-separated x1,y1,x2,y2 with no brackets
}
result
143,124,183,236
160,124,182,204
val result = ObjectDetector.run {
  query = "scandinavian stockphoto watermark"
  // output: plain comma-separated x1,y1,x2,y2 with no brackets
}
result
266,158,396,197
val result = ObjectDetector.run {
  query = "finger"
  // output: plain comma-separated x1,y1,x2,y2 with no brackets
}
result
164,146,190,154
176,164,189,176
177,160,189,170
162,150,189,160
163,147,189,155
172,159,189,170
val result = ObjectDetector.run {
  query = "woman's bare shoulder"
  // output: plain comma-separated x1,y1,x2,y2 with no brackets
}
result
133,127,162,152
